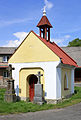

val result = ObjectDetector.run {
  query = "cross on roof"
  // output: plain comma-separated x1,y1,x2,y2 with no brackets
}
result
36,71,43,84
43,6,46,16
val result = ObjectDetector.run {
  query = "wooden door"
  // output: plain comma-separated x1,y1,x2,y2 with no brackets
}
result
29,75,38,101
29,80,34,101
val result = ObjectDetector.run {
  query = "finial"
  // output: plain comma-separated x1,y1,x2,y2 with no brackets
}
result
43,7,46,16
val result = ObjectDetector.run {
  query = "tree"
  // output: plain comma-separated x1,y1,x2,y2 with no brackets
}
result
68,38,81,47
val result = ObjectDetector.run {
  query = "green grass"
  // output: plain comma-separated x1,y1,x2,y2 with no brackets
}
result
0,86,81,114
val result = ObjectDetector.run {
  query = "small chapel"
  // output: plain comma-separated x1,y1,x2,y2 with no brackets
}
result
8,9,78,103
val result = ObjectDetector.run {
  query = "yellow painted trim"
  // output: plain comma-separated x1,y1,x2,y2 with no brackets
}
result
19,68,44,99
61,68,71,97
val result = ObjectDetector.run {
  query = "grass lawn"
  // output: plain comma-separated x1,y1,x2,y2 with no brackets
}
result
0,86,81,114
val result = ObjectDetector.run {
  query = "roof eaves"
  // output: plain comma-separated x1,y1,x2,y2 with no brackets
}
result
32,31,78,67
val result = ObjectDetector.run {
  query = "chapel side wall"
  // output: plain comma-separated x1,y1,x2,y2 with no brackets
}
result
61,67,72,98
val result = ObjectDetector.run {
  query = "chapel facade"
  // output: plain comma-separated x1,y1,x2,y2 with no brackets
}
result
8,10,78,103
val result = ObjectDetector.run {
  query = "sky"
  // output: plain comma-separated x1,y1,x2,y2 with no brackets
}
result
0,0,81,47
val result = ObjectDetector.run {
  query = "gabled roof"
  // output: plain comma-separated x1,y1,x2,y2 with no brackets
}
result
37,16,53,28
32,31,78,67
10,30,78,67
0,47,16,54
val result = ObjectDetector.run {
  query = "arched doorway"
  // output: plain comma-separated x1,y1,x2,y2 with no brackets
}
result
27,74,38,101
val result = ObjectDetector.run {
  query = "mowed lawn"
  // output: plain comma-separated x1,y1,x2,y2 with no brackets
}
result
0,86,81,114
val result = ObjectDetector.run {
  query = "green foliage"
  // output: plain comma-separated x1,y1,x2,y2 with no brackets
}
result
0,88,6,101
68,38,81,47
0,87,81,114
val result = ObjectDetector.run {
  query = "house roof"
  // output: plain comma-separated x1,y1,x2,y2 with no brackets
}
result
0,47,16,54
62,47,81,67
31,31,78,67
37,16,53,28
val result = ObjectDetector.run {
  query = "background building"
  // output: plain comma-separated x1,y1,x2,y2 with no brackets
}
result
0,47,16,87
62,47,81,83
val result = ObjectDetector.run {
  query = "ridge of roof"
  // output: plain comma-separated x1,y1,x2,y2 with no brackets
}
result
31,30,78,67
37,16,52,28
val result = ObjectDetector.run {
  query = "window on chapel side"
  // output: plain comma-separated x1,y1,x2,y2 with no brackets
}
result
64,73,68,90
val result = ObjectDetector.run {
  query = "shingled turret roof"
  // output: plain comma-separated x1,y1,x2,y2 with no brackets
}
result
37,16,53,28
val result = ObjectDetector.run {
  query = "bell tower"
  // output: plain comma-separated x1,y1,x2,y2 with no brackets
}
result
37,8,53,41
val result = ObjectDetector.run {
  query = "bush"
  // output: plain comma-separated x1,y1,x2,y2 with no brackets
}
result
0,88,6,101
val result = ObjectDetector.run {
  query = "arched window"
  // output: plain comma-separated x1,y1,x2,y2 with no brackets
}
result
64,72,68,90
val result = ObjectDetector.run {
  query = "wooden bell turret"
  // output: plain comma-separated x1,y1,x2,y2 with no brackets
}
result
37,8,53,41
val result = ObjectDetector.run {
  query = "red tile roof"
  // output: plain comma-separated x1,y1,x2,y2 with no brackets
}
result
37,16,53,28
11,30,78,67
31,31,78,67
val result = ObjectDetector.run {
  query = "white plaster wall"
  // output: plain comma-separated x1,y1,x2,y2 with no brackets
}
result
71,69,74,94
56,67,61,99
9,61,60,99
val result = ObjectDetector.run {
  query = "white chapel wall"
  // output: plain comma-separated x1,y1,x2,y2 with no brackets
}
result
9,61,60,100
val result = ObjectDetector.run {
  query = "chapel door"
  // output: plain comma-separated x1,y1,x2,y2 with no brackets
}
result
29,75,38,101
29,80,34,101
